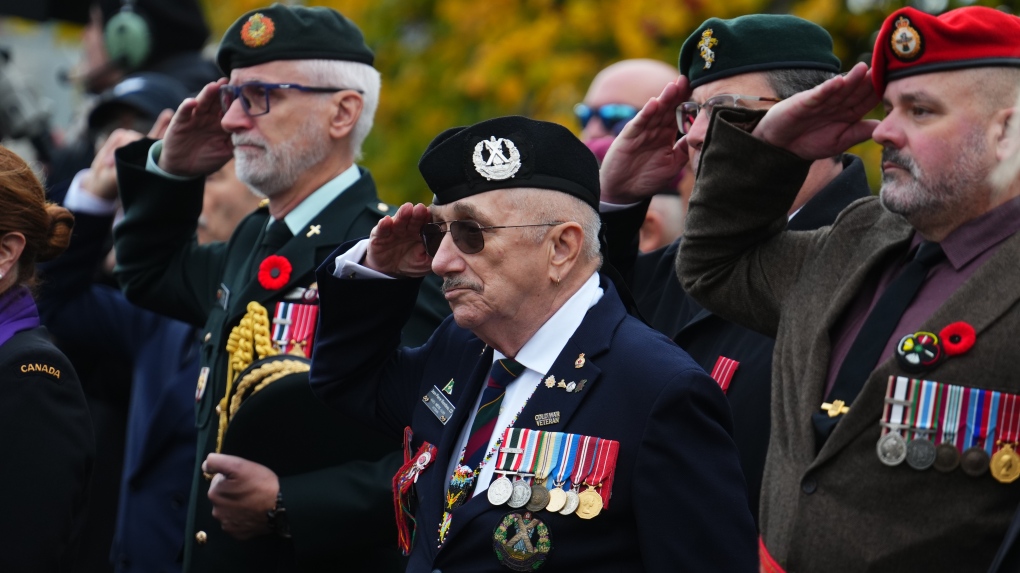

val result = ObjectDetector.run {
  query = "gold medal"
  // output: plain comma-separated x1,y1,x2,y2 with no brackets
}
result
992,444,1020,484
545,487,566,512
575,489,603,519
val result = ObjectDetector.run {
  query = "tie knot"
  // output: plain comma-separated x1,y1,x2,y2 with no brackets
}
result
913,241,946,268
488,358,525,389
263,221,293,249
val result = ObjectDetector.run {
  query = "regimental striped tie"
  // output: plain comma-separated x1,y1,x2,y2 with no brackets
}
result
462,358,526,473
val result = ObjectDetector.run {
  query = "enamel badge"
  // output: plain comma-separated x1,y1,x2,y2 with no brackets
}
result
890,16,923,61
473,137,521,181
241,13,275,48
698,29,718,69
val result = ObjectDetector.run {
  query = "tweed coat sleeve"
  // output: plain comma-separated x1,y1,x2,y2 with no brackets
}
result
677,107,836,337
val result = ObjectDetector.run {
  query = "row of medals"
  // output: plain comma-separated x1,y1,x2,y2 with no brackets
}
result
485,473,602,519
876,425,1020,483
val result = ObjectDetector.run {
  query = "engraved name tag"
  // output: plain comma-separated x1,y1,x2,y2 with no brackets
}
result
423,386,455,425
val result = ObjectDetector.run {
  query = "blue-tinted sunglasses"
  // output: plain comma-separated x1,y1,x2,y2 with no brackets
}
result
573,103,639,133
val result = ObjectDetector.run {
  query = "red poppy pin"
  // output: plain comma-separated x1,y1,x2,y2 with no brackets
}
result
258,255,292,290
939,321,976,357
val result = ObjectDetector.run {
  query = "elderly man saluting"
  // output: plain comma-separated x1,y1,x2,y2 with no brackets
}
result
309,115,757,572
664,6,1020,572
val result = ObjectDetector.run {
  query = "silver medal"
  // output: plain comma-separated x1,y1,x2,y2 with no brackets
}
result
876,433,907,466
905,438,936,470
559,489,580,515
508,479,532,509
487,475,514,506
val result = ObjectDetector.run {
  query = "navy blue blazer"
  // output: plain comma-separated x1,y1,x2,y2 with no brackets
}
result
310,252,757,572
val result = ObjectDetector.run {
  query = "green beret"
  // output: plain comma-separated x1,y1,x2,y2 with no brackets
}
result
216,4,374,76
679,14,841,89
418,116,600,212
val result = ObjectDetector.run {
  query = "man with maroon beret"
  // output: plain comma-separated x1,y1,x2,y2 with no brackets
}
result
658,5,1020,571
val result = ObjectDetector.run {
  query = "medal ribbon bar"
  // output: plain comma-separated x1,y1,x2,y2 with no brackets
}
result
586,439,620,509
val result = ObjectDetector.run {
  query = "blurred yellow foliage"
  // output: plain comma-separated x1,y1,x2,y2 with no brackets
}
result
198,0,1007,203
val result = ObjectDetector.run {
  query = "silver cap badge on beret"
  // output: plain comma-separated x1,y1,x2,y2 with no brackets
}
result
473,136,521,181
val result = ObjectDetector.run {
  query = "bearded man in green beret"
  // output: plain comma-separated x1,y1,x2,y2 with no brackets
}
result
111,5,446,572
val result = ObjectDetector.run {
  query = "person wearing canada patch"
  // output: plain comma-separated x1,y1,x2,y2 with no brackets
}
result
653,5,1020,572
111,4,447,572
0,145,94,571
309,115,757,572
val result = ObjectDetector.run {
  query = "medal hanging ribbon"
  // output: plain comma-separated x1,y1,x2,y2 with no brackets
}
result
550,433,578,491
937,383,959,446
272,302,292,354
992,393,1020,483
983,390,1001,456
533,431,560,487
569,435,599,492
518,429,542,482
912,379,939,441
585,439,620,509
881,376,911,437
955,385,973,452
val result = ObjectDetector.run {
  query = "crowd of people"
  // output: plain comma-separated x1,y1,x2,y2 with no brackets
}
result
2,1,1020,572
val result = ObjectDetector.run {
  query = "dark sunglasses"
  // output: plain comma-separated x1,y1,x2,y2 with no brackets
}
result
573,103,639,133
219,82,364,117
420,220,563,257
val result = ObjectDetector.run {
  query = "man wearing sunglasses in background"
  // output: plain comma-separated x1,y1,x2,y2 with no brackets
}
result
577,59,692,252
597,15,872,528
308,115,756,571
110,5,445,572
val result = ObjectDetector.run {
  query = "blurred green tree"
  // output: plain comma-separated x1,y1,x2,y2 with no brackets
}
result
201,0,1015,204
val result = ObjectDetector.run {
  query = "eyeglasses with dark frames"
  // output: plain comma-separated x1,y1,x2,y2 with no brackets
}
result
420,220,563,257
218,82,365,117
676,94,782,135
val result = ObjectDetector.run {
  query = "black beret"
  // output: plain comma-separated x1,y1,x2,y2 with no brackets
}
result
221,356,396,475
679,14,841,89
418,116,600,211
216,4,374,76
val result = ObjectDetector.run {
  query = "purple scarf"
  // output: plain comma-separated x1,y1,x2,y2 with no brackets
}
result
0,285,40,347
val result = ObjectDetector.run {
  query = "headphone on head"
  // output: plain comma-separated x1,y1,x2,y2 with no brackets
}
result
104,0,151,71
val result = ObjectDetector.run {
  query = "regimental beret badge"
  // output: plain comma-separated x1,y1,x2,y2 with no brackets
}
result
472,136,521,181
241,13,276,48
890,16,923,62
698,29,718,69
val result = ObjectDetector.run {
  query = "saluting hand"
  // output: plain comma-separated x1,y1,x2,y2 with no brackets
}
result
600,76,691,205
81,128,146,202
753,62,881,160
157,78,235,178
203,453,278,540
364,202,433,278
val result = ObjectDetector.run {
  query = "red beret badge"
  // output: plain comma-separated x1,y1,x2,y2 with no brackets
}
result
242,13,276,48
890,16,923,62
258,255,292,291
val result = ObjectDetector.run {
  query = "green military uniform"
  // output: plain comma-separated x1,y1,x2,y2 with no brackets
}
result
111,6,448,570
113,139,446,571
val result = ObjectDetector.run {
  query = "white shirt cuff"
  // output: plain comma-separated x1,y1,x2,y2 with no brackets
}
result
332,239,394,280
599,200,641,213
145,140,201,181
63,169,119,215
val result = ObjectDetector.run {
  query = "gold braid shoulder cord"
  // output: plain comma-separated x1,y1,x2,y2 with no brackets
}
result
215,301,278,455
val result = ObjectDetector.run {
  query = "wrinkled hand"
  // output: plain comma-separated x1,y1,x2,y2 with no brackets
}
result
158,78,234,178
81,128,146,201
364,202,433,278
203,453,278,540
753,62,880,160
600,76,690,204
